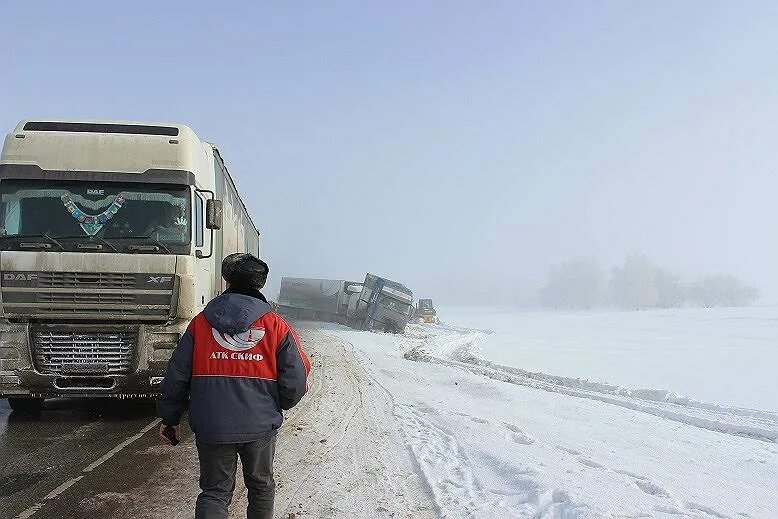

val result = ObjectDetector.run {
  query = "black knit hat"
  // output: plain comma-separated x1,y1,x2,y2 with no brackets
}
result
221,253,269,290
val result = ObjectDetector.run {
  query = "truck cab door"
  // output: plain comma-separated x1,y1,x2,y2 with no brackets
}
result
193,192,214,309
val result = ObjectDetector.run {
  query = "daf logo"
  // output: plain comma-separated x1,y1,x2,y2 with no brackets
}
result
3,273,38,282
147,276,173,284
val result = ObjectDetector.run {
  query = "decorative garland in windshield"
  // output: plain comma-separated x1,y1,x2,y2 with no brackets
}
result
61,193,125,236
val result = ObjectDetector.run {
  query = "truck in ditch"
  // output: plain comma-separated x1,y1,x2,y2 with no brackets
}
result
277,277,362,324
278,273,413,333
0,119,261,413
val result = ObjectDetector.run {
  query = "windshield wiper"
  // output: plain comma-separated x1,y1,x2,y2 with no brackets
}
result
0,233,65,250
119,235,172,254
55,234,119,253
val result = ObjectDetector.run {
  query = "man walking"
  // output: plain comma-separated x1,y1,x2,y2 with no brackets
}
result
158,253,311,519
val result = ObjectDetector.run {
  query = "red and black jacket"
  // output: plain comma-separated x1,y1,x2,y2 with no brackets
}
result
158,290,311,443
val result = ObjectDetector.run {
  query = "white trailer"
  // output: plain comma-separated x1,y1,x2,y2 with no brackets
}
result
277,277,362,323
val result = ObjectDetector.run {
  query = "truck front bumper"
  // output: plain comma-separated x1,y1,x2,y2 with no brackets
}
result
0,320,182,398
1,369,167,398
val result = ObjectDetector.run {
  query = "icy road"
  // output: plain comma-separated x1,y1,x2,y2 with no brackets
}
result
0,322,776,518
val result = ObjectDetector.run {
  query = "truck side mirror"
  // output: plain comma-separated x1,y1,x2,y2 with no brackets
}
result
206,199,223,230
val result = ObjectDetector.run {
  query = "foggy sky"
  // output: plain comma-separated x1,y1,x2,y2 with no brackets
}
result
3,2,777,304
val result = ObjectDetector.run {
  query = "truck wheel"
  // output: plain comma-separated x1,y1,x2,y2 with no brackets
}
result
8,397,44,415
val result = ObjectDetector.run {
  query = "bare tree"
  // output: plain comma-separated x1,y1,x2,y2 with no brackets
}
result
689,275,759,308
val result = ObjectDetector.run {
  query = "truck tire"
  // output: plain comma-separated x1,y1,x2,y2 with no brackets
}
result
8,397,44,415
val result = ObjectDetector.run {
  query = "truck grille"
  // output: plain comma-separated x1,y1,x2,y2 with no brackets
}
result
37,272,136,289
1,271,175,320
31,328,137,376
37,293,137,305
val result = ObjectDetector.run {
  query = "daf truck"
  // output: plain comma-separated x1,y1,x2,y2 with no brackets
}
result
0,120,260,413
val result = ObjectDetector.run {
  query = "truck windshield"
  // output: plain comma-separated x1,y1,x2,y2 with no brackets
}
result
379,296,411,314
0,179,190,253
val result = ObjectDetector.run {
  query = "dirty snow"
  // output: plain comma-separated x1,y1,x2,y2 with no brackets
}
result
321,317,778,519
248,329,435,519
112,328,435,519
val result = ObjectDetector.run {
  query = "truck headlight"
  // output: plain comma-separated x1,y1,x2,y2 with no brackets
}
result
147,331,179,362
152,349,174,362
0,323,26,372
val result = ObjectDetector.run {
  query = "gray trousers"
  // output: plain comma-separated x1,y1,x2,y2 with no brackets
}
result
195,434,277,519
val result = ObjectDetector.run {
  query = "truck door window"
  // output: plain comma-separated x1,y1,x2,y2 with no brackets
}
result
0,199,20,234
195,193,204,247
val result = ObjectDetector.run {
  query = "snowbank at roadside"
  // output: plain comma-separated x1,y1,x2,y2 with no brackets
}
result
437,306,778,412
400,323,778,443
321,322,778,518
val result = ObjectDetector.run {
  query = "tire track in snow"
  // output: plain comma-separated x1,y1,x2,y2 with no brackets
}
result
258,327,437,519
394,403,485,517
393,404,597,519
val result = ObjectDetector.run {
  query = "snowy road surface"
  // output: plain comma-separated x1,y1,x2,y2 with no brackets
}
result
1,321,775,518
0,325,436,519
231,327,435,518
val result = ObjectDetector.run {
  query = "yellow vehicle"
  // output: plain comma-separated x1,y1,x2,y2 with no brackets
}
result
414,299,438,324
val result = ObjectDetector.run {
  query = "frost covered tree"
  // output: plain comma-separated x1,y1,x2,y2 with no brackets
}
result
689,274,759,308
540,259,604,310
609,253,659,310
653,267,685,308
541,254,760,311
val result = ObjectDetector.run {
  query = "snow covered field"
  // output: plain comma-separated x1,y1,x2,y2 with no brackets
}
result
439,306,778,412
320,318,778,518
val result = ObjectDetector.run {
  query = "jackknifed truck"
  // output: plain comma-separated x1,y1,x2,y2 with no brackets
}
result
278,274,413,333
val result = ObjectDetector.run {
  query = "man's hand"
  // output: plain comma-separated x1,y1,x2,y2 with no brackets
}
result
159,423,181,445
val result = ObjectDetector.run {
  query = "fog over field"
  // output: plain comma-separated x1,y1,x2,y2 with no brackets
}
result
3,3,777,305
3,5,778,518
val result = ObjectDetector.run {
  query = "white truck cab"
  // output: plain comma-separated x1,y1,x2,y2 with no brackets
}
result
0,120,260,412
